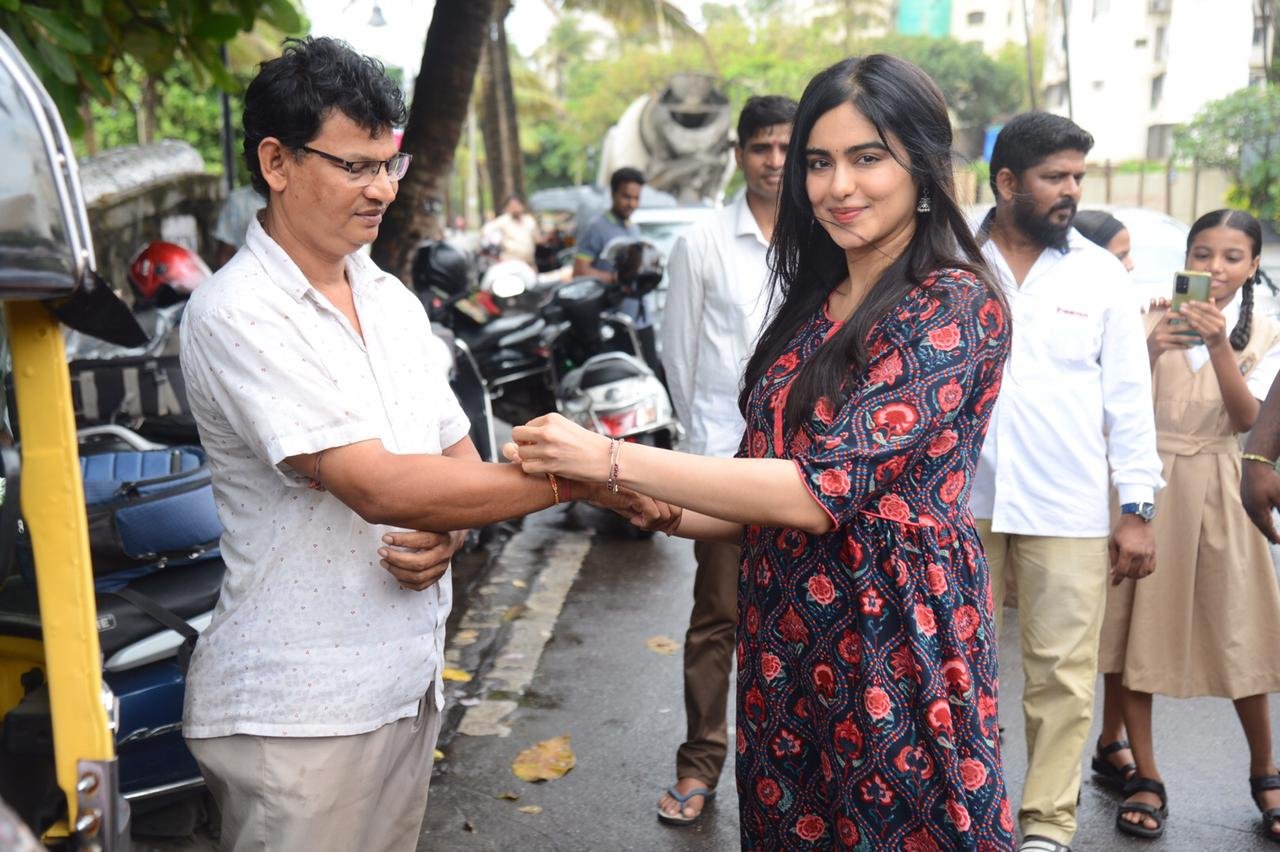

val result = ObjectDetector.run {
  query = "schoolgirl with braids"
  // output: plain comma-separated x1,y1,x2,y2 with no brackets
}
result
1098,209,1280,844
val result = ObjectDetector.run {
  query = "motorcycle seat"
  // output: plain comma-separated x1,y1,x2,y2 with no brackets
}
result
463,313,545,352
0,556,225,658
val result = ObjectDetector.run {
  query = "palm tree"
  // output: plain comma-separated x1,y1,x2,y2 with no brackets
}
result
371,0,494,281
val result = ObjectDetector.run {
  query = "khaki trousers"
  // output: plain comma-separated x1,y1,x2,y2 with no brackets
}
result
977,520,1108,847
675,539,739,786
187,694,442,852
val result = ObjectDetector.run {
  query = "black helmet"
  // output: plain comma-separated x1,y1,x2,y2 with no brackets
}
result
603,239,665,298
411,240,471,298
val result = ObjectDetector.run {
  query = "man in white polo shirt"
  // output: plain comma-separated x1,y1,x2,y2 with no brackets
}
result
969,112,1164,852
179,38,665,852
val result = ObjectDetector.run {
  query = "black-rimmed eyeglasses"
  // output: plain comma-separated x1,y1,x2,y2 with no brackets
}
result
298,145,412,184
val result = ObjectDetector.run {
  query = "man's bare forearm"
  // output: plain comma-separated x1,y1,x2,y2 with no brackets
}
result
1245,372,1280,460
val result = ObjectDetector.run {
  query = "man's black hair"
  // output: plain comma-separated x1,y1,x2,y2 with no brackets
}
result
737,95,798,147
242,36,408,197
988,111,1094,196
609,167,646,195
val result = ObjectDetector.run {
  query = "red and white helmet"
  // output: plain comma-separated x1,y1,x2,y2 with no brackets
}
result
128,241,210,306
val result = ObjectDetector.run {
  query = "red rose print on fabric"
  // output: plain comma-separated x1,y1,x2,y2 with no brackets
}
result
834,717,863,758
761,652,783,681
954,605,981,642
864,686,892,720
925,698,953,735
938,469,966,504
808,573,836,605
937,378,964,412
819,467,851,497
837,629,862,665
867,349,904,386
947,798,971,832
812,662,836,700
927,429,959,457
756,776,783,806
928,323,962,351
859,588,884,616
840,536,863,566
925,563,948,595
878,493,912,522
960,757,988,791
941,656,972,694
914,603,938,637
750,431,768,457
872,401,919,437
815,396,835,425
795,814,827,842
746,604,760,635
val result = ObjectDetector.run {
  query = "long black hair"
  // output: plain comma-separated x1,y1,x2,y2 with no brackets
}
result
1186,208,1275,351
738,55,1000,433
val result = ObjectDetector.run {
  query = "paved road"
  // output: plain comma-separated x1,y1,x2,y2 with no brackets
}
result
419,509,1280,851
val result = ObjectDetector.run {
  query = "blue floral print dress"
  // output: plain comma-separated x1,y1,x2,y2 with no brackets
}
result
735,269,1014,851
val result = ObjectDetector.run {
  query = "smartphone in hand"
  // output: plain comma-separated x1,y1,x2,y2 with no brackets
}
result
1169,270,1211,339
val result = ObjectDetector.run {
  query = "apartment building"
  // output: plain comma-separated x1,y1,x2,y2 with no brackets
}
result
1041,0,1261,162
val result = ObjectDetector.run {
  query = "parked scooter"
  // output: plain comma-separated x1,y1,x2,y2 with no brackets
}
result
411,238,680,451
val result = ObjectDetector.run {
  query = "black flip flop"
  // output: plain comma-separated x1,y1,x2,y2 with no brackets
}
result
1092,738,1137,791
1116,776,1168,840
1250,774,1280,844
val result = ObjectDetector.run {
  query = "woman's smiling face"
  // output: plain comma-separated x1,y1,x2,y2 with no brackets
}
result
804,101,917,260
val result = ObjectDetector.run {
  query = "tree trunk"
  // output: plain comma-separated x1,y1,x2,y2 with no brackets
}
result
372,0,496,281
479,0,523,208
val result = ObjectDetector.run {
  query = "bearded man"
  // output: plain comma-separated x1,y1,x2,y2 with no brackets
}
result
968,112,1164,852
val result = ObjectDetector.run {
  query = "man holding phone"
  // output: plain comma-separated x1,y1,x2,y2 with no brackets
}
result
969,112,1164,852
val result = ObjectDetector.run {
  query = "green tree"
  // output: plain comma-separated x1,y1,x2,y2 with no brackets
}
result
1176,85,1280,225
0,0,305,136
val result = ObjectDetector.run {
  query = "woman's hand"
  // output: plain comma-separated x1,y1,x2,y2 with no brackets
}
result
579,482,683,533
504,413,613,482
1146,303,1196,365
1177,301,1229,349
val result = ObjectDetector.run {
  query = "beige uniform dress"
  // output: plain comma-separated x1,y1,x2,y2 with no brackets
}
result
1100,310,1280,698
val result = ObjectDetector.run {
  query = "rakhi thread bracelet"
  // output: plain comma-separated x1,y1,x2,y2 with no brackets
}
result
606,439,622,493
1242,452,1276,466
546,472,561,504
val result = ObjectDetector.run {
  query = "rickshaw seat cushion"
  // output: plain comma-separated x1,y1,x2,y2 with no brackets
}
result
77,447,222,575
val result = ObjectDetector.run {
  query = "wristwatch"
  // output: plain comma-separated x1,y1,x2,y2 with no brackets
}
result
1120,502,1156,522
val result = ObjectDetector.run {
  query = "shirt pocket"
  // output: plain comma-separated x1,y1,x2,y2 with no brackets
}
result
1011,299,1101,383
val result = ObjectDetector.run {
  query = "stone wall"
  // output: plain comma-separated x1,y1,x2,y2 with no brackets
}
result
80,141,225,300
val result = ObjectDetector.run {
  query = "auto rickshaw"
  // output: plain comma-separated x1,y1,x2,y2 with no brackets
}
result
0,29,148,851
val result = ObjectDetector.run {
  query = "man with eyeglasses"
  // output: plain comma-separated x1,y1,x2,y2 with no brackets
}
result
179,37,670,852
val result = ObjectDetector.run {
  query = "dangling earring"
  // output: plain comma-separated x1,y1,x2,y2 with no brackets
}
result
916,190,932,214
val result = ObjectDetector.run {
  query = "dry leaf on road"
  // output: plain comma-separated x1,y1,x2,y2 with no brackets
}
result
512,735,576,782
517,805,543,814
645,635,680,655
442,667,473,683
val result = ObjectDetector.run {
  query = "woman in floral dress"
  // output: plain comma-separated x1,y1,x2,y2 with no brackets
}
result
505,55,1014,850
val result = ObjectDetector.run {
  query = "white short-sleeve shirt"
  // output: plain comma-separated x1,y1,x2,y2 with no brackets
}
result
179,217,469,738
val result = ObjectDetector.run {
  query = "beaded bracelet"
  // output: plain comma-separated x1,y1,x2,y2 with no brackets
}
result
1242,452,1276,467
